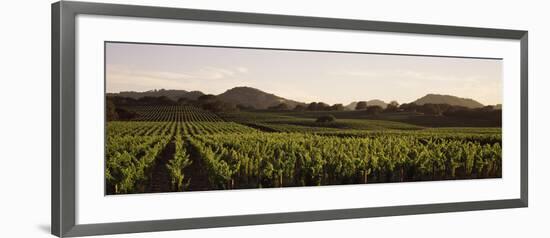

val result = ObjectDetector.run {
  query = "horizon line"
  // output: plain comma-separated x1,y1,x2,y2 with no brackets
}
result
106,86,502,106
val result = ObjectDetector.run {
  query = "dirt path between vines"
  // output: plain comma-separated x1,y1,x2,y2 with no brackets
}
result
184,145,212,191
148,140,175,193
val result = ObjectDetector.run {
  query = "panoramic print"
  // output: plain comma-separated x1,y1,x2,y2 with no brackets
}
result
105,42,502,195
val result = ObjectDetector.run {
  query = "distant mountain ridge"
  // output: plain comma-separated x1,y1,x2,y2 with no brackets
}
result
108,87,305,109
108,89,204,101
108,88,487,110
412,94,484,108
217,86,304,109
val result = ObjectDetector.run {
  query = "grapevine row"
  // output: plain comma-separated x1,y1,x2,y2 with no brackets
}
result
130,105,223,122
187,133,501,189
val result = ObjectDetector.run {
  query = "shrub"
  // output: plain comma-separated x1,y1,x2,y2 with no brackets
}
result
316,115,336,123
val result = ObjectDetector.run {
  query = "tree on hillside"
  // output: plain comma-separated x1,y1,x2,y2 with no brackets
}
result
317,102,330,111
201,100,238,113
307,102,318,111
399,103,417,112
115,108,139,120
177,97,191,105
293,104,306,111
268,103,289,111
330,104,345,111
106,98,118,121
385,100,399,112
366,105,383,115
307,102,331,111
418,104,443,115
221,102,238,112
197,94,217,103
137,96,176,106
201,100,223,112
355,101,368,110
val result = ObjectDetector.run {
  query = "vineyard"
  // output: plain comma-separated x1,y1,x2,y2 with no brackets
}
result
130,105,223,122
106,105,502,194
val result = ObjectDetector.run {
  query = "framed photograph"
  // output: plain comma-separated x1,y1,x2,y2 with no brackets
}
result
52,1,528,237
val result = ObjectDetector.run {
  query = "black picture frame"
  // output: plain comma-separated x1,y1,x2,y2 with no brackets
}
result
52,1,528,237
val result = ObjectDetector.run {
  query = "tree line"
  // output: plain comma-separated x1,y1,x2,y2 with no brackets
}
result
107,95,501,123
107,95,240,121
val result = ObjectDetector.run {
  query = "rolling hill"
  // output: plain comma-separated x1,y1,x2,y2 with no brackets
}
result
109,87,487,111
108,89,204,101
108,87,304,109
217,86,304,109
412,94,484,108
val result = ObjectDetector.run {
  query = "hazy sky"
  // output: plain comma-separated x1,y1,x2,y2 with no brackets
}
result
106,42,502,105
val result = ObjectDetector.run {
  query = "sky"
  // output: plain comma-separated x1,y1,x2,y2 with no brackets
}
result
106,42,502,105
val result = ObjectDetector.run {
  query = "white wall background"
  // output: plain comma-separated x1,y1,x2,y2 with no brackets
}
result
0,0,546,237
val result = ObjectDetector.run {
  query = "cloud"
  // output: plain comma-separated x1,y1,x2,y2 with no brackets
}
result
329,69,485,84
328,70,380,78
396,70,484,83
106,64,251,93
236,67,249,73
200,67,237,79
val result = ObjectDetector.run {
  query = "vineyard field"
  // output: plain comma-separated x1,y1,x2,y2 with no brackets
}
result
106,105,502,195
128,105,223,122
